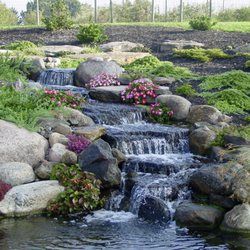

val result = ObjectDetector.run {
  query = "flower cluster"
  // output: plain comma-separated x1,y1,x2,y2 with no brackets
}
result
89,73,121,88
0,180,12,201
150,103,174,124
121,79,159,105
67,134,91,154
43,89,84,109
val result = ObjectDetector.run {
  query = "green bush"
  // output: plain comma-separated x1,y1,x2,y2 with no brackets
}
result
59,58,86,68
245,60,250,68
48,163,103,216
3,41,37,51
43,0,73,31
199,70,250,95
174,48,231,62
77,24,108,44
189,16,216,31
176,84,197,96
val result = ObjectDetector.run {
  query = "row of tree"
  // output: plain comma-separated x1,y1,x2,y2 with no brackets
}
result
0,0,249,27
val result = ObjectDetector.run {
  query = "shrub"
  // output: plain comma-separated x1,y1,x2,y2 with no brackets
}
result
174,48,231,62
48,163,103,216
199,70,250,94
67,134,91,154
3,41,37,51
43,0,73,31
245,60,250,68
77,24,108,44
89,73,121,88
189,16,216,31
0,180,12,201
175,84,197,96
59,58,85,68
121,79,158,105
149,103,174,124
81,45,102,54
200,89,250,114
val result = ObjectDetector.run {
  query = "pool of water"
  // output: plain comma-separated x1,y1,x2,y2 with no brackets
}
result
0,211,249,250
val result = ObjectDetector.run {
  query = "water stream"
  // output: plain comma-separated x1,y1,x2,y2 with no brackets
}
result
0,93,248,249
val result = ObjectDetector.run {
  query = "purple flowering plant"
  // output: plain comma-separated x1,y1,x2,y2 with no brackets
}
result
0,180,12,201
150,103,174,124
88,73,121,88
67,134,91,154
121,78,159,105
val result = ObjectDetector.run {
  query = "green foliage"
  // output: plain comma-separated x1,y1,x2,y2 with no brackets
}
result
124,56,194,80
81,45,102,54
149,103,173,125
0,86,57,131
0,54,30,83
175,84,197,96
199,70,250,95
48,163,103,216
245,60,250,68
59,58,86,68
174,48,231,62
200,89,250,114
0,2,18,26
217,7,250,22
189,16,216,31
3,41,37,51
77,24,108,44
43,0,73,31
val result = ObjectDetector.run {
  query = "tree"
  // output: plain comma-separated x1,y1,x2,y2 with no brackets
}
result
43,0,73,30
0,2,18,26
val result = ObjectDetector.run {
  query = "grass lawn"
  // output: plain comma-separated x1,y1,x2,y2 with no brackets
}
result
0,22,249,32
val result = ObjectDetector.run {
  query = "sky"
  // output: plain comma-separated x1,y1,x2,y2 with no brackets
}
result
1,0,249,13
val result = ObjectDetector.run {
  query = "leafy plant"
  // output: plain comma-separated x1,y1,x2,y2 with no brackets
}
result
189,16,216,30
67,134,91,154
121,78,158,105
3,41,37,51
48,163,103,216
175,84,197,96
149,103,174,124
59,58,85,68
245,60,250,68
77,24,108,44
81,45,102,54
43,0,73,31
174,48,231,62
89,73,121,88
0,180,12,201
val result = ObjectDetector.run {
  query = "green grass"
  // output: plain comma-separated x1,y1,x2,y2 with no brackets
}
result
59,58,86,68
174,48,232,62
175,84,197,96
1,22,249,32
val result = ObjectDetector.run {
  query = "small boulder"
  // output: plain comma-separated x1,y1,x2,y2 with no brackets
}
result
61,151,78,165
53,123,72,135
74,125,106,141
156,95,191,121
75,58,124,87
221,204,250,233
175,201,224,229
112,148,127,164
138,196,170,223
189,127,216,155
0,162,35,186
160,40,204,52
78,139,121,188
0,181,64,217
153,76,175,86
49,132,68,147
34,160,57,180
48,143,67,162
100,41,144,52
28,58,46,81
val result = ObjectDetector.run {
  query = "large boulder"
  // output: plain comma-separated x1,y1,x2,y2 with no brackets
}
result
0,120,49,168
89,86,126,103
156,95,191,121
175,201,224,229
41,45,83,57
187,105,231,125
74,125,106,141
0,181,64,217
160,40,204,52
0,162,35,186
100,41,144,52
28,58,46,81
189,162,243,196
75,58,124,87
138,196,170,223
189,127,216,155
78,139,121,188
221,204,250,233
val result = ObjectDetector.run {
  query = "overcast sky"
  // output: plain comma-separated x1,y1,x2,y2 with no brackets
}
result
2,0,249,13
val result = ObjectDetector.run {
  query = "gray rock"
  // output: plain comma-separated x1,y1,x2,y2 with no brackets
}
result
0,181,64,217
156,95,191,121
153,76,175,86
100,41,144,52
41,45,83,56
53,123,72,135
221,204,250,233
160,40,204,52
74,125,106,141
75,58,124,87
28,58,46,81
112,148,127,164
155,86,172,96
0,120,48,168
78,139,121,188
61,151,78,165
0,162,35,186
189,162,243,196
34,160,57,180
49,132,68,147
189,127,216,155
209,194,238,210
175,201,224,229
48,143,67,162
224,135,250,146
138,196,170,223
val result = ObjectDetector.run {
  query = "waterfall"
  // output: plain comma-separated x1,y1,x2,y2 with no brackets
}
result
38,68,75,86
